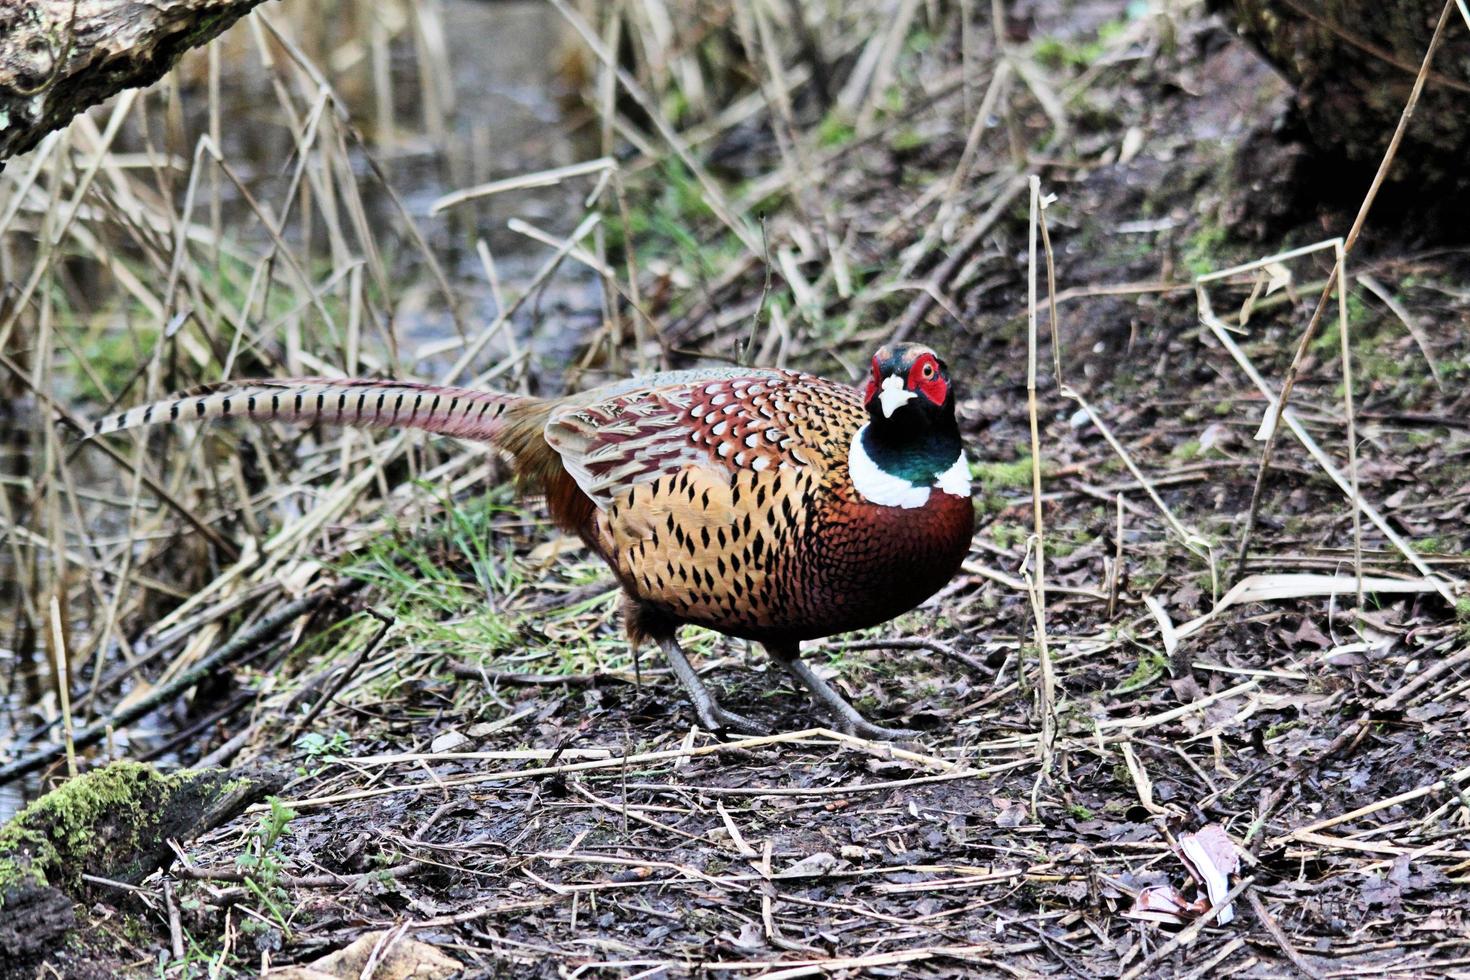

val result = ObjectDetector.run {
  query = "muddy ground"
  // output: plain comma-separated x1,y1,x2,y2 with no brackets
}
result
4,1,1470,977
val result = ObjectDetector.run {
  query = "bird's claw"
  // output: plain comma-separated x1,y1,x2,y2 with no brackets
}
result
696,703,766,737
837,718,922,742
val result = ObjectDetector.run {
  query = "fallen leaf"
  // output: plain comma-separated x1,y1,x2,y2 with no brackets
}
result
1124,884,1200,926
430,730,470,753
995,801,1028,828
1197,422,1233,455
1171,581,1204,613
776,852,843,878
1262,260,1292,294
1178,825,1241,925
1406,702,1448,722
267,931,460,979
725,920,766,951
1125,824,1241,928
1282,617,1331,650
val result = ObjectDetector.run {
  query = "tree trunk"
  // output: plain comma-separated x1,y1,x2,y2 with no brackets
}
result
0,0,271,164
1211,0,1470,231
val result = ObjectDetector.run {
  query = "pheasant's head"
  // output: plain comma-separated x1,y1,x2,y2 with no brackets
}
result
851,343,968,506
862,343,954,426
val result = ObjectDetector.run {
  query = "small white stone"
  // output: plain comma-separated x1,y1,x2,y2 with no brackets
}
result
431,730,470,753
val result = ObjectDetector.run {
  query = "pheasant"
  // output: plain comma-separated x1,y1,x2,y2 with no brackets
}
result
87,342,975,739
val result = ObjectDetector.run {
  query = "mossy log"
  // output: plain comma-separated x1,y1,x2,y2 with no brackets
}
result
0,0,271,164
1210,0,1470,225
0,761,285,962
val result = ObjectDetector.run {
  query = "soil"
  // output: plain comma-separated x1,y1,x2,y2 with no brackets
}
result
4,1,1470,977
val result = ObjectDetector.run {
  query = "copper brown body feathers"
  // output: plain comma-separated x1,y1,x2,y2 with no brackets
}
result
90,345,976,738
544,369,971,646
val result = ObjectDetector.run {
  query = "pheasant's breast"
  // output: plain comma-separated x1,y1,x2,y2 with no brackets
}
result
604,462,974,643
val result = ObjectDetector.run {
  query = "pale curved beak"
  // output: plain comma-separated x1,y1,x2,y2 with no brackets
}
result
878,375,915,418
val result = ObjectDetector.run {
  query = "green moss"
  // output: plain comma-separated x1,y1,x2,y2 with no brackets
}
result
816,112,856,148
1114,650,1168,694
1263,720,1296,741
662,89,690,127
1045,537,1074,558
905,28,936,54
1310,321,1341,357
1046,524,1095,558
1184,221,1229,278
971,456,1038,491
991,522,1028,550
1456,597,1470,643
1034,35,1104,71
1033,17,1128,71
1282,514,1311,537
0,762,172,900
888,128,928,153
971,454,1048,516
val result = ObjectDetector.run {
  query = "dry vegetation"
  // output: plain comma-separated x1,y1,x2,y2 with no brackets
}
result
2,0,1470,976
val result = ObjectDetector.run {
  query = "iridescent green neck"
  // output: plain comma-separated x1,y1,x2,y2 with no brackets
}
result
860,416,962,487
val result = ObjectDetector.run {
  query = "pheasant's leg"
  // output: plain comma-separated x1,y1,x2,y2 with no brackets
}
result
656,636,764,735
770,645,919,741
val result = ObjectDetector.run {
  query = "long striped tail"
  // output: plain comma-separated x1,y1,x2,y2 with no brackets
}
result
86,377,536,445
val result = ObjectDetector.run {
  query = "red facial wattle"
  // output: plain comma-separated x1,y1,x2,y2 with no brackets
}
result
863,358,882,406
907,354,947,406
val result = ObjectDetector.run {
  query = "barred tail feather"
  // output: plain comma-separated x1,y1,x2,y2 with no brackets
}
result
86,377,532,445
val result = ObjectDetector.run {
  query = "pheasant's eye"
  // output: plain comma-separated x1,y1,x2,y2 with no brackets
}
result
921,363,935,379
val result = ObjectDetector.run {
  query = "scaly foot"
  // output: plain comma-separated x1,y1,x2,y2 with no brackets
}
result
658,635,765,736
772,645,921,742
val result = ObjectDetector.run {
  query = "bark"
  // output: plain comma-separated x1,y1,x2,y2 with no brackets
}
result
0,0,271,163
1210,0,1470,224
0,761,286,964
